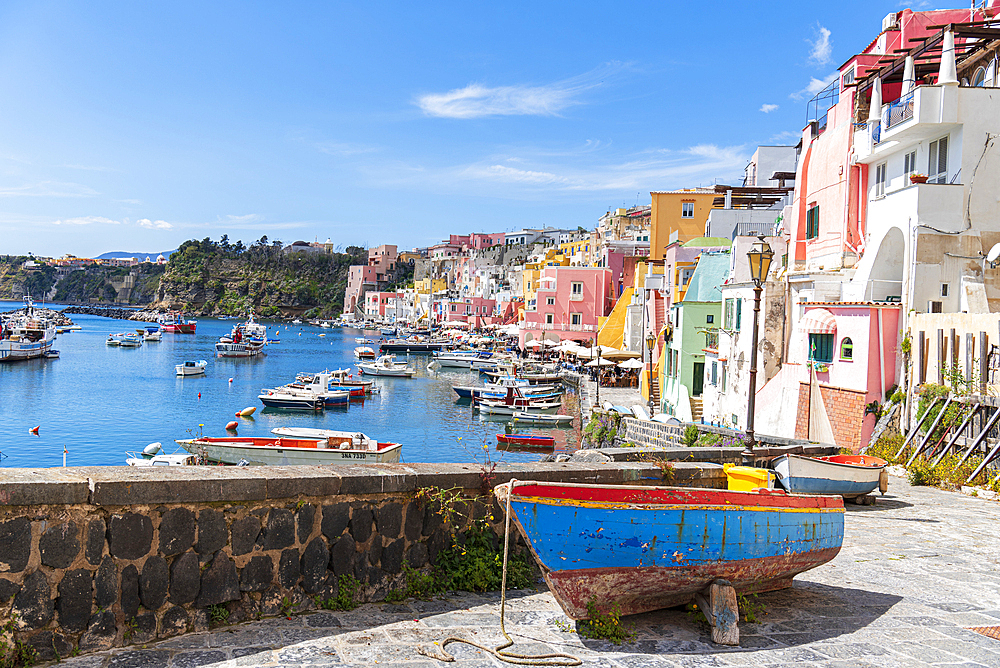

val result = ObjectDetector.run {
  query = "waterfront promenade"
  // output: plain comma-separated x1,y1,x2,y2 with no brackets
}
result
53,475,1000,667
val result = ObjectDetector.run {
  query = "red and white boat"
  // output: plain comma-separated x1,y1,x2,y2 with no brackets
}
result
158,312,197,334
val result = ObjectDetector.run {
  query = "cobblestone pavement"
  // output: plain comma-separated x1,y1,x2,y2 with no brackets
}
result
54,475,1000,667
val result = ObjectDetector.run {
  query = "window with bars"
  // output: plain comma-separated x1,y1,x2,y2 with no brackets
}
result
806,205,820,239
875,162,887,198
929,136,948,183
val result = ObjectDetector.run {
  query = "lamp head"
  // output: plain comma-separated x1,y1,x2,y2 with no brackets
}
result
645,332,656,350
747,236,774,285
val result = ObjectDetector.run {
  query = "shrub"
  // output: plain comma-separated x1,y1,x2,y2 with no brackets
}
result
682,424,700,446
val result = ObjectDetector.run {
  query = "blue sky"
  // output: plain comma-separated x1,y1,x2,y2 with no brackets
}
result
0,1,946,257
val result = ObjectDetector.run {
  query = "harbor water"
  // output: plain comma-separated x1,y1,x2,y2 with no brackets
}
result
0,302,582,468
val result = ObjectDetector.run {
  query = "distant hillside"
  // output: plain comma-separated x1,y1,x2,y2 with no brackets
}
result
97,250,176,260
0,255,164,304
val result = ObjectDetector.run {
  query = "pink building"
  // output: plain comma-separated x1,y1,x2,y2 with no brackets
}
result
519,266,612,347
364,291,404,319
344,265,379,315
435,296,496,326
367,245,398,282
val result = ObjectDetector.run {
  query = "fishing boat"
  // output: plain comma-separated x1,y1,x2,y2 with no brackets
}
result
175,360,208,376
771,454,888,498
258,389,324,410
354,346,376,360
177,433,402,465
0,296,58,361
158,312,197,334
496,433,555,448
357,355,415,377
215,312,267,357
453,385,559,400
380,327,396,336
125,443,197,467
495,480,844,623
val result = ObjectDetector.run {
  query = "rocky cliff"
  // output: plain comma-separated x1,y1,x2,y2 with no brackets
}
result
152,238,373,318
0,257,164,304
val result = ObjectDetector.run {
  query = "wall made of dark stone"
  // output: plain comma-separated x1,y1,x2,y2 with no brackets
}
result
0,461,664,660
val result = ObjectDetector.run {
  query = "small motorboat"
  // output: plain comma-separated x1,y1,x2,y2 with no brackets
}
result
357,355,415,377
175,360,208,376
178,433,402,465
771,454,888,498
106,333,123,346
258,389,324,410
355,337,375,344
43,350,60,359
509,412,575,426
495,480,844,641
119,332,143,347
272,373,350,407
138,326,162,341
354,346,376,360
496,433,556,448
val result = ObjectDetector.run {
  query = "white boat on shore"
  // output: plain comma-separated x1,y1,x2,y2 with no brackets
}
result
177,433,402,465
772,454,888,498
176,360,208,376
357,355,415,377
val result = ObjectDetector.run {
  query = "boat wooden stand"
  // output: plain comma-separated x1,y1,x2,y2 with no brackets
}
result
693,579,740,646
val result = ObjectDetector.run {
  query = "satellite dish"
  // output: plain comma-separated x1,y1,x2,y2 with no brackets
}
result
987,243,1000,264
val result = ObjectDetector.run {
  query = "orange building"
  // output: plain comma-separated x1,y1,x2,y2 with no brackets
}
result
649,189,719,261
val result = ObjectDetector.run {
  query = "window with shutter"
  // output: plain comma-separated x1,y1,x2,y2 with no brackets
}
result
806,205,820,239
929,136,948,183
875,162,887,197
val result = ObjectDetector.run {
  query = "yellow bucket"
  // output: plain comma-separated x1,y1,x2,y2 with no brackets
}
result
723,463,775,491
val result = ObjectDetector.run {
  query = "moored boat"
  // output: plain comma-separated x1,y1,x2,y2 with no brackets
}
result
496,433,555,448
357,355,415,377
175,360,208,376
178,433,402,465
258,389,324,410
0,296,58,361
509,412,574,426
771,454,888,498
159,311,197,334
215,312,267,357
495,480,845,621
354,346,376,359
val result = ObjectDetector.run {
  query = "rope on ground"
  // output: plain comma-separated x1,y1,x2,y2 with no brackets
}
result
417,479,581,666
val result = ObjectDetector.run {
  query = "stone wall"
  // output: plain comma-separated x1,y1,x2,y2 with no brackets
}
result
0,462,662,661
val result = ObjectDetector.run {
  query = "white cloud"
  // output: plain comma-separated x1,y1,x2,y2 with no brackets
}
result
388,142,749,195
760,103,779,113
317,142,380,157
224,214,262,223
0,181,99,197
52,216,121,226
769,130,801,143
808,26,833,66
790,72,839,100
138,218,172,230
415,64,622,119
113,198,142,205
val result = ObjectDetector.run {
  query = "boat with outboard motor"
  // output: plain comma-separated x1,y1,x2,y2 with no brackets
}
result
177,432,402,465
0,296,58,362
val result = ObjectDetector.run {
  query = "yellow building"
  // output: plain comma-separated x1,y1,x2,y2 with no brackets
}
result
649,189,719,261
558,239,593,266
415,278,448,294
522,248,568,304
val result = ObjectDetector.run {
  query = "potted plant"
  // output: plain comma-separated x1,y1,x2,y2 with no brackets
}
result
909,173,929,184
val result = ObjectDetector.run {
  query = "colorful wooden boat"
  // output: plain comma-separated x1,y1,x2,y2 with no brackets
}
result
495,481,844,620
496,433,555,448
771,454,887,498
177,433,401,466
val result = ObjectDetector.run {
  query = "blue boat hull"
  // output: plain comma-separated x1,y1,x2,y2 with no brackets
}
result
499,482,844,619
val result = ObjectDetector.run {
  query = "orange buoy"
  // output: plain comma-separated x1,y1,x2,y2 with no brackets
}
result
198,392,201,399
239,407,256,417
226,421,239,431
229,378,234,383
30,426,39,434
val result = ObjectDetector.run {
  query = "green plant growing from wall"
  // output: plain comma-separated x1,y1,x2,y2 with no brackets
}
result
207,604,229,626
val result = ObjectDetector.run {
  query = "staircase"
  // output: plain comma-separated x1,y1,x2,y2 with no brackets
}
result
649,377,661,409
689,396,704,423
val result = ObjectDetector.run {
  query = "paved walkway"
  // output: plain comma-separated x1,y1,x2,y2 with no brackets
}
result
53,475,1000,667
577,375,645,422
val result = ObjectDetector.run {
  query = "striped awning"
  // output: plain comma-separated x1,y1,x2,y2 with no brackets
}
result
801,308,837,334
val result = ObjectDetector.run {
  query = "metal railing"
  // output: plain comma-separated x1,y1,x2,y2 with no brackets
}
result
865,279,904,302
886,92,914,130
733,221,778,238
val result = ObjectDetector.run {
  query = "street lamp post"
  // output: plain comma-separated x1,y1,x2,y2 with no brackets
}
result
645,332,656,415
595,343,601,407
745,237,774,449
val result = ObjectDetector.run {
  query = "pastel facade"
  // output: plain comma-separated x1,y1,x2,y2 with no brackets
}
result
519,266,612,346
649,190,719,262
